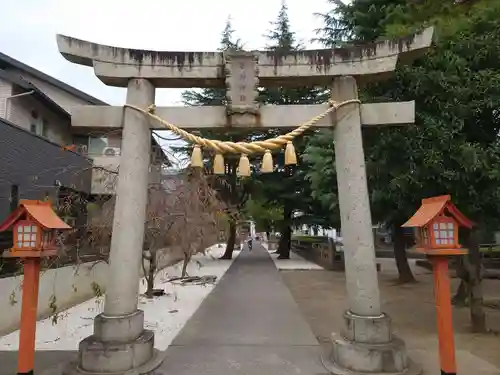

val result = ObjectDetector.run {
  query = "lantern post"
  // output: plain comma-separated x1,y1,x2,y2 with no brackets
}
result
0,200,71,375
402,195,473,375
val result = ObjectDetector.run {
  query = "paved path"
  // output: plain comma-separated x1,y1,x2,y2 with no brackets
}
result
0,350,76,375
156,243,326,375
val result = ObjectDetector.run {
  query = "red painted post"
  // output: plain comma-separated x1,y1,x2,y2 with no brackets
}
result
431,256,457,375
17,258,41,375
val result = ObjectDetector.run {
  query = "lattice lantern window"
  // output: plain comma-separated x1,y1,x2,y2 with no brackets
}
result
14,221,40,250
42,230,54,248
431,217,458,248
414,226,430,248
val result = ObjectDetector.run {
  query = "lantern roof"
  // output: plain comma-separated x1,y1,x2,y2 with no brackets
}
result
402,195,473,229
0,200,71,232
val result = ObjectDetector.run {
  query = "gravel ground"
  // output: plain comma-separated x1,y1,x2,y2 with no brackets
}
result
281,258,500,372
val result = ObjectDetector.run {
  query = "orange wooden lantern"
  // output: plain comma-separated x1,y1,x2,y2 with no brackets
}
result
0,200,71,375
403,195,472,375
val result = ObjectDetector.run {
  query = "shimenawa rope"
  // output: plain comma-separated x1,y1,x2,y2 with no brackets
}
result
124,99,360,176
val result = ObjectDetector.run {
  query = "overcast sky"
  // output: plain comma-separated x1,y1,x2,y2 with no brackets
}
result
0,0,331,106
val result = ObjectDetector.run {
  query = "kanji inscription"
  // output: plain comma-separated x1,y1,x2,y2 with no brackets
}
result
224,51,259,108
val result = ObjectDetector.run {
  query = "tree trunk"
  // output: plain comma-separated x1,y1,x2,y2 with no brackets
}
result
467,229,487,333
221,219,237,259
452,279,468,306
181,253,190,277
277,233,287,256
277,205,292,259
453,256,469,306
393,224,416,283
145,271,155,299
280,226,291,259
145,252,156,299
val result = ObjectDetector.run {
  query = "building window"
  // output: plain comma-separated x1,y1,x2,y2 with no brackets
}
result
88,136,108,155
29,110,48,137
30,123,44,136
41,118,48,137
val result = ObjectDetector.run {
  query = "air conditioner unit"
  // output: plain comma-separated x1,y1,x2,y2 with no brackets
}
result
103,147,120,156
77,145,88,154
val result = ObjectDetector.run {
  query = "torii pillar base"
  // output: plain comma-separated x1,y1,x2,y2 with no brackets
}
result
60,311,164,375
322,312,421,375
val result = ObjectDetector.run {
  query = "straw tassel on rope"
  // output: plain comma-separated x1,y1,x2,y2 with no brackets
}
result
284,141,297,166
213,153,225,175
238,154,251,177
191,145,203,168
261,150,274,173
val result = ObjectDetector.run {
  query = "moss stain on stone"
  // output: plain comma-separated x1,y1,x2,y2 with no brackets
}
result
126,50,207,71
263,31,419,75
62,36,221,72
388,33,416,54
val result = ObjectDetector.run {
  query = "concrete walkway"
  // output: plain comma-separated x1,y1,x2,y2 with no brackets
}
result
156,243,326,375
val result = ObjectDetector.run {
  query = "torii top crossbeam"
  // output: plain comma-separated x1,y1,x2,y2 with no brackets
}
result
56,27,433,88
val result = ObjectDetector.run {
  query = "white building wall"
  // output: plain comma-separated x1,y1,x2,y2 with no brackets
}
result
0,78,13,119
6,93,72,145
5,68,93,112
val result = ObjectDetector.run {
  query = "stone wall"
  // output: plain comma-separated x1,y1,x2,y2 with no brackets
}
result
291,238,382,271
291,238,344,270
0,249,183,336
0,261,107,336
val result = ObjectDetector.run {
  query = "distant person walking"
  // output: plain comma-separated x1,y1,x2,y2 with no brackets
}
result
247,234,254,252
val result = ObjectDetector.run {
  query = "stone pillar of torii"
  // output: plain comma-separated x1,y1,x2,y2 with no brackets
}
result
56,27,433,375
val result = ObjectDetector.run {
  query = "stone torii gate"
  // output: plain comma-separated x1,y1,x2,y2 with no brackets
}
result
56,28,433,375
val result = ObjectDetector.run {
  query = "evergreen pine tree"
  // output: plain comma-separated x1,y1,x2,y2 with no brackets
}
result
314,0,407,46
182,17,241,106
256,0,327,259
